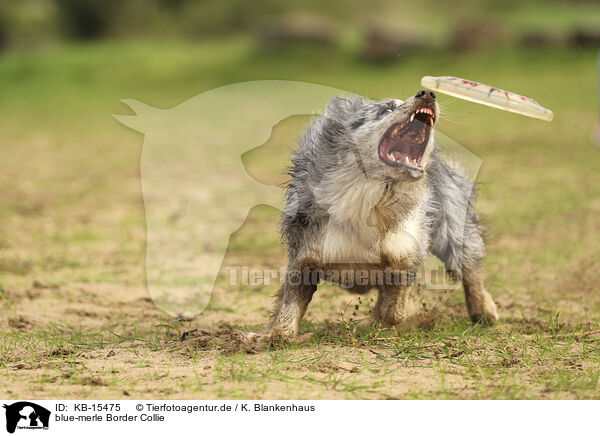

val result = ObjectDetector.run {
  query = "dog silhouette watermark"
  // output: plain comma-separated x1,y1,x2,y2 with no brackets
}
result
3,402,50,434
115,80,481,318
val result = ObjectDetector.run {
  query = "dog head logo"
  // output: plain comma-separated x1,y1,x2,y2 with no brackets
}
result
114,81,480,318
3,402,50,434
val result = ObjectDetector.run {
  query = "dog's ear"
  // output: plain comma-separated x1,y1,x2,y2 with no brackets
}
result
324,96,348,117
324,97,366,124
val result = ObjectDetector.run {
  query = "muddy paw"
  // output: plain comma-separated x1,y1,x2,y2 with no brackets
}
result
232,331,284,353
470,297,499,326
234,330,312,352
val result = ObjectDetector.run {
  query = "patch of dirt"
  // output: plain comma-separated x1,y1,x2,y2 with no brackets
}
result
8,315,32,330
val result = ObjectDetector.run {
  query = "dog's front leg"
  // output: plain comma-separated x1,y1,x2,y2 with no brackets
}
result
265,267,318,339
374,277,423,327
462,266,499,325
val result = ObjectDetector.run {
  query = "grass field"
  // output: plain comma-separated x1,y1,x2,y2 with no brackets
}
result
0,37,599,399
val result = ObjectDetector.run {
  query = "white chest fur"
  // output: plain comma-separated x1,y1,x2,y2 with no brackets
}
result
381,206,426,262
320,199,427,265
313,164,429,265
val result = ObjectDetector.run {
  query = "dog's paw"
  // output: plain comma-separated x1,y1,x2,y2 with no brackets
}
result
232,331,284,353
233,330,312,352
470,295,499,326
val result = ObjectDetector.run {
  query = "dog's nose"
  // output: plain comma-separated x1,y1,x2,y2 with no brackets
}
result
415,89,436,100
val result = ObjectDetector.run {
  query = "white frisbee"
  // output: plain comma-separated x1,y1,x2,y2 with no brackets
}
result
421,75,553,122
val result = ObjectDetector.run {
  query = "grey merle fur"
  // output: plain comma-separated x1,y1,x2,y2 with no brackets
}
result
256,93,499,340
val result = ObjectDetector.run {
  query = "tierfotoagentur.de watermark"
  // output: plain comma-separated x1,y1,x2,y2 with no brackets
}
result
227,264,461,290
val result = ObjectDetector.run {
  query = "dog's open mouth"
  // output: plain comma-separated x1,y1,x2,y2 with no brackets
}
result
378,107,435,172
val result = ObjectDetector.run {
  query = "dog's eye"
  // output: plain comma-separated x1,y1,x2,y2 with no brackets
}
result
385,101,397,113
376,102,396,119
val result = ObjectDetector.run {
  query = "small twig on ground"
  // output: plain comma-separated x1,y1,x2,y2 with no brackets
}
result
180,328,198,342
575,329,600,339
545,329,600,340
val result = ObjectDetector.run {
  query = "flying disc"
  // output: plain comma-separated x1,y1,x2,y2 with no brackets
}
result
421,75,553,122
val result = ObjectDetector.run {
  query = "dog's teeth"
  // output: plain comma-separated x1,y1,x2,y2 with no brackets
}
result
428,118,434,127
405,156,410,165
410,113,415,122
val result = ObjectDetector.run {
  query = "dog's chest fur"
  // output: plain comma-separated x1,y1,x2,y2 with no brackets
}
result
318,177,430,267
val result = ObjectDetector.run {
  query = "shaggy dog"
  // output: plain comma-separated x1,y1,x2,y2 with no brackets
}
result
257,90,498,340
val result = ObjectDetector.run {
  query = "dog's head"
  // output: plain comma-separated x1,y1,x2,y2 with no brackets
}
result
324,91,439,181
